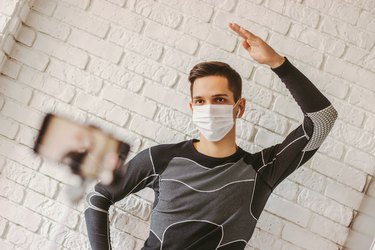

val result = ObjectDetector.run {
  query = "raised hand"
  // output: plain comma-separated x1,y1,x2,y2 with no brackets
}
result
229,22,285,68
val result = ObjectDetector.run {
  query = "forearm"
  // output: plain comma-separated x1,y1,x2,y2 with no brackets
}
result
271,56,333,113
85,190,113,250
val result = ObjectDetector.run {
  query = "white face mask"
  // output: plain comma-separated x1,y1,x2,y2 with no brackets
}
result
192,99,241,142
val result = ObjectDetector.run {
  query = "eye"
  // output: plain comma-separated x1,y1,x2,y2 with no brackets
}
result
194,99,204,105
215,97,225,103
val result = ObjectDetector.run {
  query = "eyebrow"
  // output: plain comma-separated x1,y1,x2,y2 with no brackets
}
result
193,94,229,99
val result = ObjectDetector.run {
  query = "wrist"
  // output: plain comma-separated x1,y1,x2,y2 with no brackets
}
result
269,55,285,69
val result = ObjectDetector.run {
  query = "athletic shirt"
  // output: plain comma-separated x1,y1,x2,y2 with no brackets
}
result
84,57,338,250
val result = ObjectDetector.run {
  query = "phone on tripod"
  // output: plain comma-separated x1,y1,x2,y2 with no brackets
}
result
33,113,130,185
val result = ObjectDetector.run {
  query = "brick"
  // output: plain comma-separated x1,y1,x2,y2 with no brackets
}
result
236,0,291,34
129,115,161,140
197,43,254,79
129,0,182,28
0,15,9,33
331,99,365,128
265,194,311,227
0,197,42,232
90,0,144,33
1,98,43,130
325,179,364,210
244,84,274,109
236,119,255,141
10,43,49,71
272,95,302,121
159,0,214,22
156,106,195,135
25,10,70,40
163,48,192,73
289,166,326,193
33,32,89,69
155,125,186,144
1,159,34,186
284,1,320,28
7,224,34,249
143,81,190,115
144,21,199,55
297,187,353,226
15,25,36,46
311,153,367,192
63,230,89,249
273,179,299,201
249,228,305,250
2,34,15,55
289,23,346,58
282,222,339,250
0,239,13,249
15,124,39,148
357,11,375,33
87,56,145,91
0,115,19,139
204,0,237,11
54,3,109,38
28,172,59,198
110,228,137,249
310,213,349,245
108,25,163,61
318,137,344,160
113,211,149,240
269,34,324,69
329,120,375,156
101,83,157,119
344,148,375,175
254,128,284,148
0,0,17,16
321,16,375,50
0,75,33,104
47,58,103,95
24,190,79,228
257,210,285,236
32,0,57,16
364,114,375,134
75,91,114,118
325,56,375,92
29,235,60,250
39,160,82,186
0,217,7,236
0,177,24,203
367,178,375,198
105,105,130,127
122,51,179,87
214,10,269,42
115,194,152,221
68,28,122,64
2,59,21,79
28,90,57,114
61,0,90,9
349,86,375,113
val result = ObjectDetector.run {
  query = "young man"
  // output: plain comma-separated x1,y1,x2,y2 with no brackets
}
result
84,23,338,249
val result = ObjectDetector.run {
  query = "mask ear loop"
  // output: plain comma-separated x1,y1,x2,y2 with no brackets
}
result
233,98,242,119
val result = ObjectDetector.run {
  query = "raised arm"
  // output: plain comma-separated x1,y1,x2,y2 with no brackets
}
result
229,23,338,189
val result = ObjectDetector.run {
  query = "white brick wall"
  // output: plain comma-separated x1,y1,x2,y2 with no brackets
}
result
0,0,374,249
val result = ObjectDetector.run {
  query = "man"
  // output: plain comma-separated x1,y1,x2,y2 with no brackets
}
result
84,22,338,249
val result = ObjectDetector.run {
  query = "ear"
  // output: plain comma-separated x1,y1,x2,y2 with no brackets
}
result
189,101,193,112
237,98,246,118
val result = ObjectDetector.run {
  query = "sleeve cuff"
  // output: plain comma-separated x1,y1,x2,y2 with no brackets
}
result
270,56,293,77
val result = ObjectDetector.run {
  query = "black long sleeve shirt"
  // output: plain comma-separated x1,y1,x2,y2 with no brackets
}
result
84,57,338,250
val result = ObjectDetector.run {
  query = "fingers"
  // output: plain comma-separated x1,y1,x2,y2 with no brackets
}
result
242,40,250,50
229,22,258,42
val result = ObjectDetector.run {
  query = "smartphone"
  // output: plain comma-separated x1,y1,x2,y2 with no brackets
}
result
33,113,130,185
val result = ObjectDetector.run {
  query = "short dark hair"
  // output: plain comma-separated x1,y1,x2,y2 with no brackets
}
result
188,61,242,102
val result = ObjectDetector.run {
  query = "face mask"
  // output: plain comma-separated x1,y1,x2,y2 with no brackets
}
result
192,99,241,142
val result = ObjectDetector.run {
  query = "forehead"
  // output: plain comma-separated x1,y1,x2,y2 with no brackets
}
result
192,75,234,99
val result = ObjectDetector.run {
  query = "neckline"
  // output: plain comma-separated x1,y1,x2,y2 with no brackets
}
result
189,138,244,161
